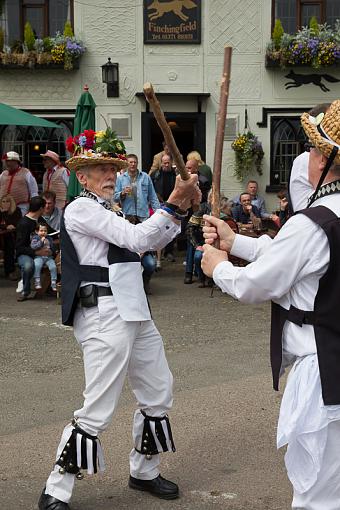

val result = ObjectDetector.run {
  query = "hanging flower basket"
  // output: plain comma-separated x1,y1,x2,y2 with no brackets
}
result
231,132,264,182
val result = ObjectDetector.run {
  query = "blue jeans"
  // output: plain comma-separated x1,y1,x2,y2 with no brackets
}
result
142,253,156,277
33,256,57,282
17,254,34,295
194,249,203,280
185,240,195,274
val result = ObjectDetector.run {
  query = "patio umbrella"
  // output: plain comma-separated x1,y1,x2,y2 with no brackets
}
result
0,102,60,128
67,85,96,200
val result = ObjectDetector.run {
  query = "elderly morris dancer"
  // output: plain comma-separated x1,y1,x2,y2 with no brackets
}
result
38,131,200,510
201,100,340,510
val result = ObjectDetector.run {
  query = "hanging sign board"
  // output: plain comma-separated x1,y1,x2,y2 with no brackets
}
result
144,0,201,44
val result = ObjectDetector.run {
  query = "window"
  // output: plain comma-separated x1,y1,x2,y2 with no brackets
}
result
0,119,73,189
272,0,340,32
2,0,73,46
270,117,307,186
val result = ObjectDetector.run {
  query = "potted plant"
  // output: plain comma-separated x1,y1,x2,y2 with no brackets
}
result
266,18,340,68
231,132,264,182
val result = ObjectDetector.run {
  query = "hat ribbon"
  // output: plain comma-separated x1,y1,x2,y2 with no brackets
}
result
317,124,340,150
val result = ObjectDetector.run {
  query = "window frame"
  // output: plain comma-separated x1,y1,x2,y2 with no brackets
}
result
18,0,74,40
271,0,332,33
269,115,308,190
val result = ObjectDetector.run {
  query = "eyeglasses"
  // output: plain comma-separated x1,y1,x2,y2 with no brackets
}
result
304,142,316,152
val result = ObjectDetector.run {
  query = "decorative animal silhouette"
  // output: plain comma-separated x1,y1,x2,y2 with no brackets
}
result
147,0,197,22
284,70,340,93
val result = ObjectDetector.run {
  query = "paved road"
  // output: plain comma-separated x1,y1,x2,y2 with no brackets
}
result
0,260,291,509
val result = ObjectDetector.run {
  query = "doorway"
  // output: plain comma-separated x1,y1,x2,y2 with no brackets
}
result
141,112,206,172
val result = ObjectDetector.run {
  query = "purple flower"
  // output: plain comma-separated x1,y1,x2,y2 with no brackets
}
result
78,135,87,147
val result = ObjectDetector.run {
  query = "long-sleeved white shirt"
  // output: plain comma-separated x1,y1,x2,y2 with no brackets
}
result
213,193,340,358
64,197,180,321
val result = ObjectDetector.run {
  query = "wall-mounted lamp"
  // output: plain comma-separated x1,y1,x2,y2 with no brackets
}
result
101,58,119,97
33,144,40,151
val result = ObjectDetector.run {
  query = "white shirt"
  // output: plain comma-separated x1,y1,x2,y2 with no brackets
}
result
64,197,180,321
213,193,340,358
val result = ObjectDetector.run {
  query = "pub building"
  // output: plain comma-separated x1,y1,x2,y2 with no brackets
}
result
0,0,339,208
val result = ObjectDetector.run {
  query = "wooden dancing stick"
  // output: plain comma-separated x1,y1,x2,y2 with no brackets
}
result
143,82,189,181
211,46,233,221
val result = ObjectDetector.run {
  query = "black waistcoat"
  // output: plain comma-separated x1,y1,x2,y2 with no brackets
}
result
60,214,139,326
270,205,340,405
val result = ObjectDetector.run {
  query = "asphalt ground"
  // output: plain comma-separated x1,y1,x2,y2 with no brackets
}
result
0,257,292,509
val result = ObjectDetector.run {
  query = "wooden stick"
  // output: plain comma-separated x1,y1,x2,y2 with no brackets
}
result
143,82,189,181
211,46,233,221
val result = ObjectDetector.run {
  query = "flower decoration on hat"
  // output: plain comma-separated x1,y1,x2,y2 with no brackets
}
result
65,128,128,171
309,112,324,126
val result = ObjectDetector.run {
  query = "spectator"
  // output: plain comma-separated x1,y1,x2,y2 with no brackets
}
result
149,141,171,175
41,150,70,209
187,150,212,186
185,159,211,204
15,196,47,301
30,223,57,291
0,194,22,280
233,180,279,222
184,202,211,286
277,189,289,227
152,154,177,262
114,154,160,222
232,192,261,226
39,190,62,233
0,151,38,215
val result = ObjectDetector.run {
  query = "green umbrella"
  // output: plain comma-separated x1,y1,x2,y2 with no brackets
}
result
0,102,60,128
67,86,96,201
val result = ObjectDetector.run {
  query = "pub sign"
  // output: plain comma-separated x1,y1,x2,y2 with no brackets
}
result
144,0,201,44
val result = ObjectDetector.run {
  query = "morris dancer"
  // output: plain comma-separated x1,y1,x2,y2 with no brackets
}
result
201,100,340,510
38,133,200,510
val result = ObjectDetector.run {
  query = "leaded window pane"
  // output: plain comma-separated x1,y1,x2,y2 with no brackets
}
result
301,4,322,26
274,0,296,33
49,0,71,36
326,0,340,26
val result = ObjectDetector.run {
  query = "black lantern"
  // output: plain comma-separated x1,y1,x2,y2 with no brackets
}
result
101,58,119,97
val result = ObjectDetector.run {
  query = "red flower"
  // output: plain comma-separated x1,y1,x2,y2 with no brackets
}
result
66,136,75,153
117,154,127,160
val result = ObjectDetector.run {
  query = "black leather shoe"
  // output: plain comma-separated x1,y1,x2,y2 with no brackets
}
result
129,474,179,500
184,272,193,284
38,490,70,509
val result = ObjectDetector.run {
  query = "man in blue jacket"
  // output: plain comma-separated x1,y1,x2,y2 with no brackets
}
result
114,154,160,222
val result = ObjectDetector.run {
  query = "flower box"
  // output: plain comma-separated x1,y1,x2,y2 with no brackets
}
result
266,21,340,70
0,57,80,70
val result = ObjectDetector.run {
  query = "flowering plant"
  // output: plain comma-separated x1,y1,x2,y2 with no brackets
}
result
231,132,264,181
266,20,340,68
66,128,127,159
0,27,85,70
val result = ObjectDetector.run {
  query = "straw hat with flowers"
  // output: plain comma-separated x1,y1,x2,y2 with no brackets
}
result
301,100,340,165
65,128,128,172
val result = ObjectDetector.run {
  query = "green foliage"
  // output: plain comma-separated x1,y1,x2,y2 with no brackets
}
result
63,20,74,38
94,128,126,155
309,16,320,36
272,19,284,50
0,27,4,52
24,22,35,51
43,37,53,52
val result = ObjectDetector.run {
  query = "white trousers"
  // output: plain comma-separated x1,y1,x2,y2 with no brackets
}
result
292,421,340,510
45,296,174,503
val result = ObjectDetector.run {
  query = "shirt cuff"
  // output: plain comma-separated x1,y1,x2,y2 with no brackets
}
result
213,260,238,290
230,234,257,261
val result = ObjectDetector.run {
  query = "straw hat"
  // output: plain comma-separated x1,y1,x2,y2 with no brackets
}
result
301,100,340,165
40,150,60,165
66,151,128,172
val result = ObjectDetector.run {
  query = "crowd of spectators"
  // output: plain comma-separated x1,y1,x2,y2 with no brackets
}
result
0,144,290,298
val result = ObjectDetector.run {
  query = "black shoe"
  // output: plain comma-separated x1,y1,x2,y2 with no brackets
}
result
184,272,193,284
38,490,70,509
129,474,179,500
